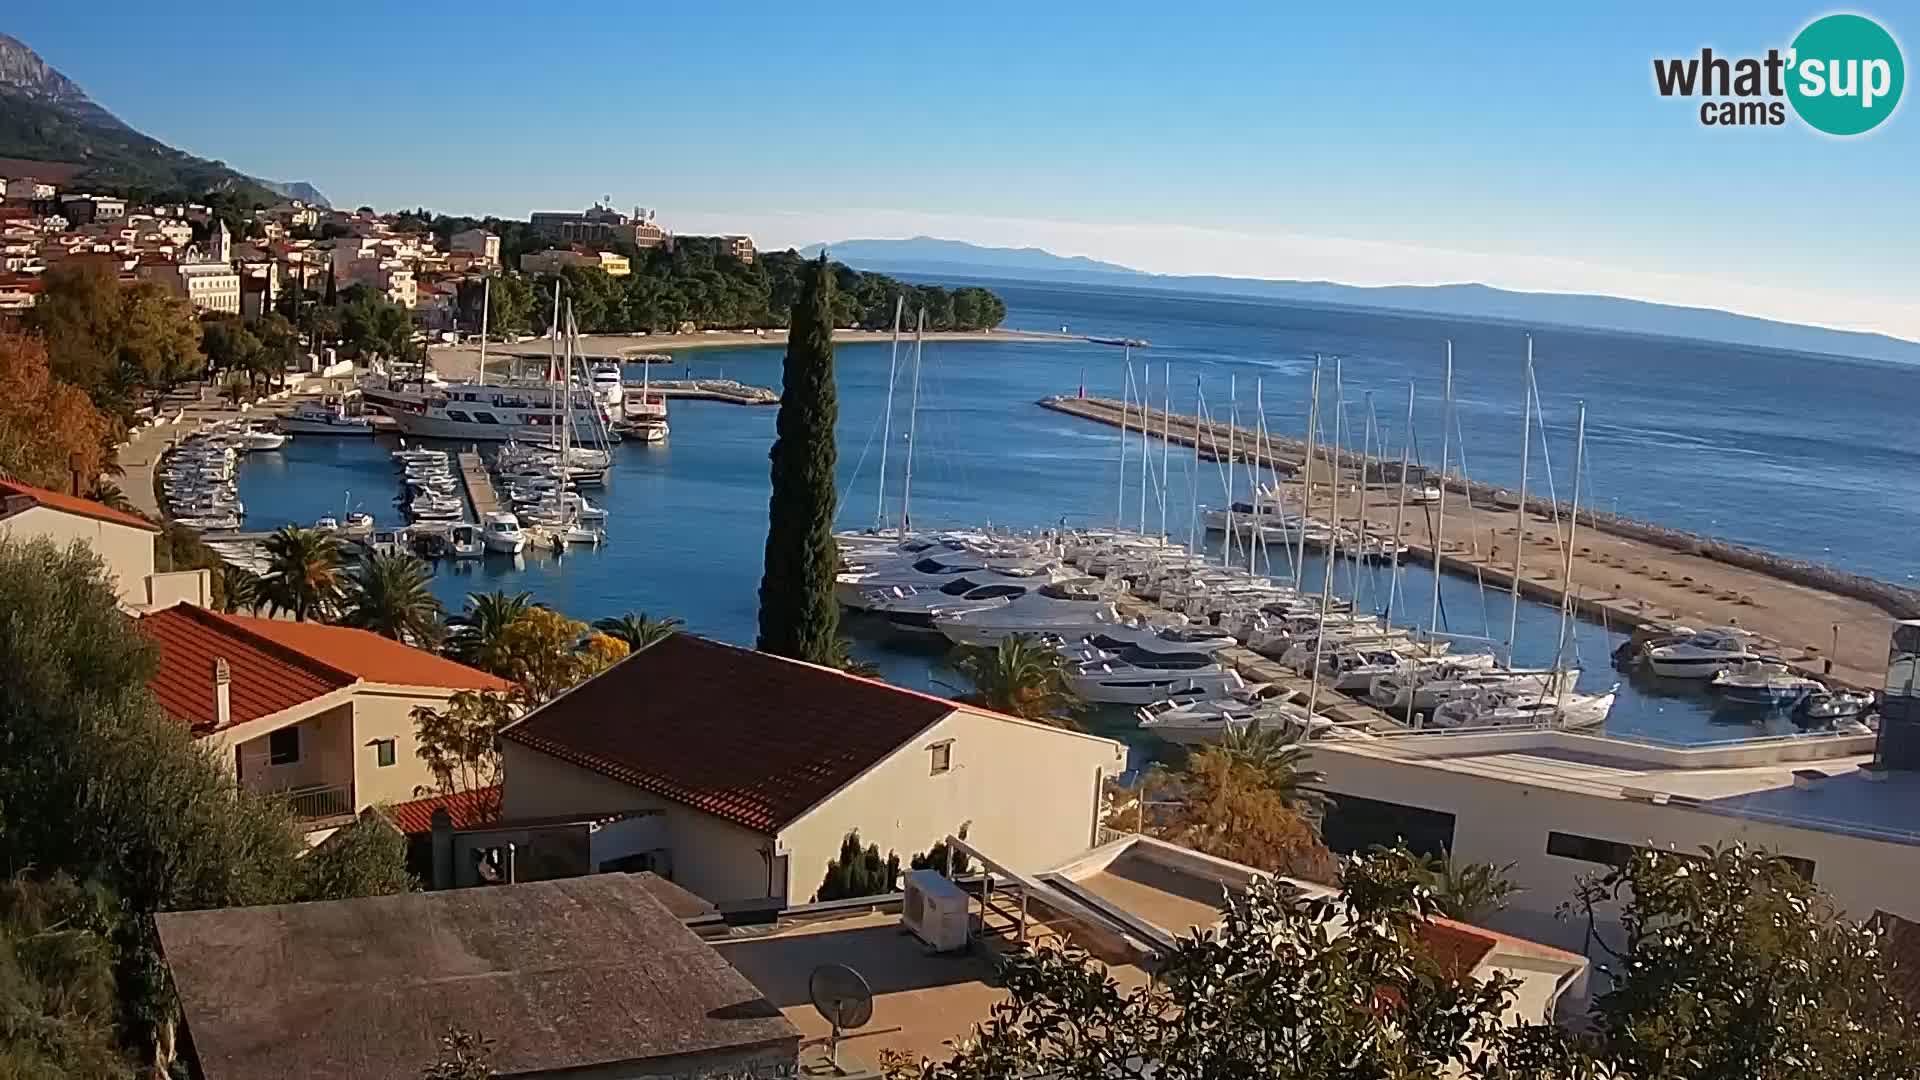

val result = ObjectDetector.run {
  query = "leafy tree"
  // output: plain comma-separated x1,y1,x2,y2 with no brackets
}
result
445,590,537,669
0,537,409,1060
200,317,263,382
302,811,418,899
409,690,514,815
339,551,445,644
323,265,338,304
756,255,841,664
884,851,1550,1080
950,637,1082,726
340,285,416,360
0,328,113,491
486,607,621,705
1118,735,1336,882
1426,853,1520,923
258,525,346,622
422,1025,496,1080
1574,842,1920,1080
591,611,682,652
0,875,130,1078
818,831,901,901
830,635,882,678
1211,723,1331,818
29,264,203,413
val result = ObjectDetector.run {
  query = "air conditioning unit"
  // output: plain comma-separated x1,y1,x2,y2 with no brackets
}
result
901,869,969,952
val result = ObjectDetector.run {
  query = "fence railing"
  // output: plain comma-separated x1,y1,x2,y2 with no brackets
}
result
267,783,355,822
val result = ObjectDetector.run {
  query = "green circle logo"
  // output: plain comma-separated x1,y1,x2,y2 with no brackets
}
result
1788,14,1904,135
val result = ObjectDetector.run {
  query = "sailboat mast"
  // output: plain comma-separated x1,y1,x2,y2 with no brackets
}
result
1553,401,1588,719
1353,391,1374,599
1307,358,1345,717
876,296,903,531
1138,360,1151,534
1248,378,1263,576
1386,381,1414,620
1295,361,1320,593
1223,374,1238,565
1429,341,1453,640
1508,336,1534,665
900,309,926,533
1116,347,1130,530
1157,364,1171,542
477,277,490,388
1188,376,1202,550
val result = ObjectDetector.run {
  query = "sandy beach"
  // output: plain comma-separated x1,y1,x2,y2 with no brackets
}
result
427,327,1078,382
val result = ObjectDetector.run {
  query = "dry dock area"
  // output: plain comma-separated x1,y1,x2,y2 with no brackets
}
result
457,451,500,518
1045,394,1904,691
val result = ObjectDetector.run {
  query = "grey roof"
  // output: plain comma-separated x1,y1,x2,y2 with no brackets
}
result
156,875,798,1080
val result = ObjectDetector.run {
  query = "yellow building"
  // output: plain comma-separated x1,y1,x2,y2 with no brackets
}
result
519,247,631,277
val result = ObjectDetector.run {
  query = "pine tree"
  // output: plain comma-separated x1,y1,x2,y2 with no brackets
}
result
323,267,337,307
756,254,840,663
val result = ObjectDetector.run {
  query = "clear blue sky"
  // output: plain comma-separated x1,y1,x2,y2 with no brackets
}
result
10,3,1917,336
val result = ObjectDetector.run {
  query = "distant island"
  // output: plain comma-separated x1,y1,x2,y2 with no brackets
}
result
814,236,1920,368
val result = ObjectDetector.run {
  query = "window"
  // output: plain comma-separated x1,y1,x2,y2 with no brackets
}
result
268,726,301,766
1545,831,1815,880
929,741,952,775
472,411,500,424
374,739,396,767
445,409,470,422
1320,792,1456,858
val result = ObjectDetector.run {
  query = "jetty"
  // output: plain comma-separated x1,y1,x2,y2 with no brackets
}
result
648,379,779,405
457,451,501,518
1043,394,1904,691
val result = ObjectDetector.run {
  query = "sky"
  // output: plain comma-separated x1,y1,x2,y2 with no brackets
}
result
9,3,1918,338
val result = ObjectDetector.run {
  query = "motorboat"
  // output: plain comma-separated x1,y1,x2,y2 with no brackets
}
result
1066,654,1246,705
1135,691,1340,747
408,496,464,521
1368,666,1579,715
174,513,242,531
1410,483,1443,504
1072,621,1238,656
560,491,608,522
280,399,377,437
871,577,1038,634
481,512,527,555
1795,689,1875,727
342,512,376,537
837,553,1062,612
449,522,485,559
934,581,1122,647
1646,626,1755,679
364,529,407,558
1711,660,1821,707
1429,687,1618,731
242,426,288,451
314,515,340,531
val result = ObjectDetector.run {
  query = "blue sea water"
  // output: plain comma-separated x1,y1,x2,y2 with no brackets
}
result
236,278,1920,756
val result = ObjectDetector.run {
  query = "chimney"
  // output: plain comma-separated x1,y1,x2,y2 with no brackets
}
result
213,657,231,730
68,450,85,497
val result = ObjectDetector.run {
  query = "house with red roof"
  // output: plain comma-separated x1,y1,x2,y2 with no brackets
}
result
498,633,1129,907
139,604,509,833
0,475,210,611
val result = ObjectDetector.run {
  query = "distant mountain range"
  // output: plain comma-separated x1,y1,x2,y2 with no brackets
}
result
813,236,1920,367
0,33,329,207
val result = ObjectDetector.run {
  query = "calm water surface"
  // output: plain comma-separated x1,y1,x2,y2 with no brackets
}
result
238,280,1919,757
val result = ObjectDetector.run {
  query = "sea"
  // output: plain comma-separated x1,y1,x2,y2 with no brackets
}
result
233,278,1920,763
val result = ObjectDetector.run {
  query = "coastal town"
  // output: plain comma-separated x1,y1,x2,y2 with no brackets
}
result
3,16,1920,1080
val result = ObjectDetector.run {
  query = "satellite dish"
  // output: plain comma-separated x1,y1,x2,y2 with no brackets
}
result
808,963,873,1071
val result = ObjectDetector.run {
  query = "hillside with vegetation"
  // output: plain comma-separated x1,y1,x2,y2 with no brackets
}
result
419,213,1007,336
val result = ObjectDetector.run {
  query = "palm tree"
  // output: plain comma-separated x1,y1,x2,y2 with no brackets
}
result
339,551,444,644
91,481,137,516
446,590,536,668
1206,724,1330,817
591,612,683,652
219,564,265,614
258,525,345,622
949,636,1082,728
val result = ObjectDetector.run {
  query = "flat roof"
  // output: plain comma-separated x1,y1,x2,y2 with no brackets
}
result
157,875,797,1080
1308,729,1920,845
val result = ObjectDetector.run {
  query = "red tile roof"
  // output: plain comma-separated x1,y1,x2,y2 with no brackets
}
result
0,476,158,532
1414,919,1502,980
138,605,506,734
501,635,960,835
384,786,501,835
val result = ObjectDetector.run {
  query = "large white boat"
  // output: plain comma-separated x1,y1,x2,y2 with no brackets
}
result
1066,652,1247,705
934,581,1123,647
481,511,527,555
280,399,377,437
1646,626,1755,679
357,375,612,443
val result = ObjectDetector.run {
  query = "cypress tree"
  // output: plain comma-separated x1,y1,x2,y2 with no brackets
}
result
323,267,337,307
756,255,840,663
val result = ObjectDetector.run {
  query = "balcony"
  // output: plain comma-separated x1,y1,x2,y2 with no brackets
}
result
270,782,356,825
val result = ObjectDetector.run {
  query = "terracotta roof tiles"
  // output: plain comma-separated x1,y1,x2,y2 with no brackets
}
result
384,786,501,836
501,635,959,835
0,476,158,532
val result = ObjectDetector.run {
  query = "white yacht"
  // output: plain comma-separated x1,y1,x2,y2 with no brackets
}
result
1135,692,1329,747
449,522,484,559
280,399,376,437
341,512,375,537
1646,626,1756,679
837,553,1055,611
871,577,1039,635
934,581,1122,647
1711,660,1821,707
1430,686,1617,731
481,512,527,554
242,426,288,451
590,362,626,413
359,376,612,442
1368,666,1579,715
1066,653,1247,705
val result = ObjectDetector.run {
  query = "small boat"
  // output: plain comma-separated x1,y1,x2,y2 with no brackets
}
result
1066,653,1246,706
314,515,340,531
280,399,377,437
481,512,527,555
1711,660,1821,707
1646,626,1755,679
1429,687,1617,731
174,513,242,531
1410,484,1443,504
364,529,407,558
449,522,485,559
1795,688,1875,725
243,427,289,451
342,512,376,537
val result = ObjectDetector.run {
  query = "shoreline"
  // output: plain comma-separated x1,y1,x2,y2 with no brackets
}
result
428,327,1080,381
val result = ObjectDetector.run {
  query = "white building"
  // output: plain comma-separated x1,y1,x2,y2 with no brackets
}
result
1309,710,1920,952
449,228,499,266
500,634,1128,906
0,477,206,611
4,178,55,202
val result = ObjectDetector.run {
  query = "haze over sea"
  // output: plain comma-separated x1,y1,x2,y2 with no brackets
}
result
235,278,1920,756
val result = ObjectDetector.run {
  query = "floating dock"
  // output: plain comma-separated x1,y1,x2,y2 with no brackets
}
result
457,451,500,518
1043,394,1903,691
647,379,779,405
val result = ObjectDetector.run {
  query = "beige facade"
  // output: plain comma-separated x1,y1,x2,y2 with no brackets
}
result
504,706,1125,906
449,228,500,264
519,248,630,277
0,503,155,605
138,261,240,313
